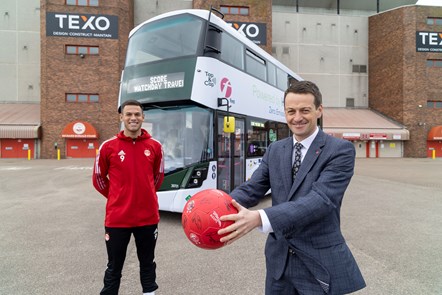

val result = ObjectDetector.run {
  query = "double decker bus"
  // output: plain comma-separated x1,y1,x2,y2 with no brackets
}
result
119,8,303,212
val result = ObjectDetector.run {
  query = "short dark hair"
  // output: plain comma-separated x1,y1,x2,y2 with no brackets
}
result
284,80,322,108
118,99,142,114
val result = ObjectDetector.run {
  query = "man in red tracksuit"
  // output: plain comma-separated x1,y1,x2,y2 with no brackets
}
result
93,99,164,295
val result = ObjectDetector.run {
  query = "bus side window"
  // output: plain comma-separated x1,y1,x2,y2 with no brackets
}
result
245,50,266,81
220,32,245,69
276,67,288,90
267,62,277,87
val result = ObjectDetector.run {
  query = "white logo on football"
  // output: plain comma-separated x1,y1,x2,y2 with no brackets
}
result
210,211,221,227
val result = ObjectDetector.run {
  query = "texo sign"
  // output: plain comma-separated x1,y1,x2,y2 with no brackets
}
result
46,12,118,39
416,31,442,52
228,22,267,45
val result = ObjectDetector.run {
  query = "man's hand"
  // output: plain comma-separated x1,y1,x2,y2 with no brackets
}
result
218,199,262,245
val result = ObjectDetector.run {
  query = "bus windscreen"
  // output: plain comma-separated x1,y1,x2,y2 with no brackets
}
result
126,14,204,66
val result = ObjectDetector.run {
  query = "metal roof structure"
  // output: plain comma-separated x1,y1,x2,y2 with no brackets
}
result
273,0,417,13
0,104,41,139
323,108,409,140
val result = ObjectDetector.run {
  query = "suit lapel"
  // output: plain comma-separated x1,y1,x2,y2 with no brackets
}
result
281,138,294,193
287,130,326,201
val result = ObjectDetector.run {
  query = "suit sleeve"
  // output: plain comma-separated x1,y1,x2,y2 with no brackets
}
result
153,144,164,191
265,139,355,238
92,144,110,198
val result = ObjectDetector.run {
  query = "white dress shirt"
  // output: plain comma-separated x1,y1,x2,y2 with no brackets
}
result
257,127,320,233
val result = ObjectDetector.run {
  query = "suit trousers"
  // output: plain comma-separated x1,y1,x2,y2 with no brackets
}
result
265,251,325,295
100,225,158,295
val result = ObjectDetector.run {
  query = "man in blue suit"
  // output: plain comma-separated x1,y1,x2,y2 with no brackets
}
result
219,81,366,294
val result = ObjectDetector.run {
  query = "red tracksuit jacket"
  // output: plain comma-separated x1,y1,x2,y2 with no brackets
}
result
92,129,164,227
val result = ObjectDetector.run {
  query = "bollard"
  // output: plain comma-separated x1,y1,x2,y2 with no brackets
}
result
28,149,31,160
433,149,436,160
57,149,61,160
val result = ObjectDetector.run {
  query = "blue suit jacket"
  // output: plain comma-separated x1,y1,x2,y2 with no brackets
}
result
230,129,366,294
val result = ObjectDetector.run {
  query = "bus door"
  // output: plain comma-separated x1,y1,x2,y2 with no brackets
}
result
217,115,245,193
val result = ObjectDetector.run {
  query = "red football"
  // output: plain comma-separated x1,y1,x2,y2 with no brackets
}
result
181,189,238,250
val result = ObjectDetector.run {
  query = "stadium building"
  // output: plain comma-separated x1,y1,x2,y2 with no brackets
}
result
0,0,440,158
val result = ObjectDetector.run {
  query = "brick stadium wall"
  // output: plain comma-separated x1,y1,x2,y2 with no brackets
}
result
40,0,134,158
369,5,442,157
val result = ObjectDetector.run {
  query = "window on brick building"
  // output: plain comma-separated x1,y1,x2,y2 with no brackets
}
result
66,93,99,103
426,59,442,67
427,100,442,108
346,98,355,107
426,17,442,25
352,64,367,73
66,45,99,56
66,0,98,6
220,5,249,15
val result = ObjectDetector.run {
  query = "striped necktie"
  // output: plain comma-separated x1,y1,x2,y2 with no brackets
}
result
292,142,303,181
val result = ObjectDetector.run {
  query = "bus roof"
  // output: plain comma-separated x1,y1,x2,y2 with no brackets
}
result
131,9,303,82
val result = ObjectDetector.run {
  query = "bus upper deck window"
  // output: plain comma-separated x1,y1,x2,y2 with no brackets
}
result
126,15,204,66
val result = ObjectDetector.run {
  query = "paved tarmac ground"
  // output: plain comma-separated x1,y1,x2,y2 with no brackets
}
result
0,157,441,295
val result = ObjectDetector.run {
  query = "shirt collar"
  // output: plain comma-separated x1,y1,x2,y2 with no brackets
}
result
292,127,319,151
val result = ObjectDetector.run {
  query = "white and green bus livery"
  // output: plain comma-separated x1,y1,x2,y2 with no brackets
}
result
119,8,302,212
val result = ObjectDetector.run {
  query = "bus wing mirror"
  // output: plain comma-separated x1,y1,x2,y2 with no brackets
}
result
223,116,235,133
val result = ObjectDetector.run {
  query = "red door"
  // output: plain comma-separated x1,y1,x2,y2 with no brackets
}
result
1,139,35,158
427,141,442,158
66,139,98,158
